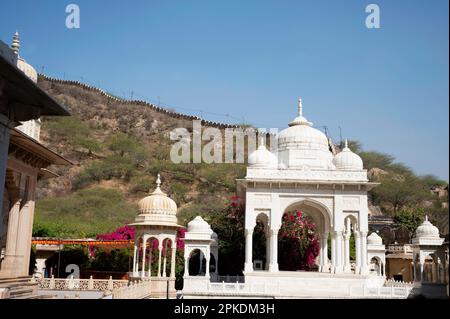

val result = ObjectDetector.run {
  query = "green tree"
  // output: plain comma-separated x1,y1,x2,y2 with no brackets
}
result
371,174,431,213
394,207,425,239
107,133,140,157
359,151,394,171
45,246,90,278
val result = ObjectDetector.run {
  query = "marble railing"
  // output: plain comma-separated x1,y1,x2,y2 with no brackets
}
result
213,275,245,283
33,275,128,291
384,279,414,288
112,279,152,299
349,285,412,298
206,281,280,295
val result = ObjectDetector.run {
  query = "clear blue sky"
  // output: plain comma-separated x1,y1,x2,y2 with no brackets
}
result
1,0,448,180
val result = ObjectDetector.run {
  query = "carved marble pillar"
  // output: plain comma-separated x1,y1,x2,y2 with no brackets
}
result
244,228,254,272
334,231,343,274
183,249,189,277
170,245,177,278
359,231,368,274
132,242,138,274
269,228,279,272
319,232,329,272
354,232,361,274
162,242,168,278
331,232,336,273
343,232,351,273
141,237,147,277
157,240,163,277
205,248,210,277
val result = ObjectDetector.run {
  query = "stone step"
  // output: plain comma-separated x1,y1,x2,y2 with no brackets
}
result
2,281,36,288
0,276,33,287
8,287,35,298
9,293,52,300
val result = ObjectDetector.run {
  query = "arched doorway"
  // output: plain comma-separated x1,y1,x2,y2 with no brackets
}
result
188,249,206,276
369,256,381,275
144,237,159,277
278,200,330,272
343,215,358,273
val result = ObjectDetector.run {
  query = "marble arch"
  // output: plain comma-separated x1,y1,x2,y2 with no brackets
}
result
281,198,332,234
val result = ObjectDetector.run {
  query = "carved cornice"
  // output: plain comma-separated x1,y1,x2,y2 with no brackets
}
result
8,143,51,168
246,168,368,182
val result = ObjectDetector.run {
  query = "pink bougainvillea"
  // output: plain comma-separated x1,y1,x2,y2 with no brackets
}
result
96,225,135,241
278,210,320,270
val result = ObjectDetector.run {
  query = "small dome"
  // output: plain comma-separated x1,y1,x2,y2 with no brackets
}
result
415,216,440,239
133,174,178,226
277,98,334,169
211,231,218,240
17,58,37,83
367,232,383,245
333,140,363,170
187,216,212,234
248,138,278,168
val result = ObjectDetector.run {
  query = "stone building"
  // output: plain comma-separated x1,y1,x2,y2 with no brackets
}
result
0,33,70,299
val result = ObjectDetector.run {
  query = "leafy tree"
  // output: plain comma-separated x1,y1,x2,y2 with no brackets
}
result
45,246,90,278
419,175,448,188
394,207,425,240
89,249,133,272
44,117,102,156
72,136,102,155
371,174,431,213
107,133,140,157
359,151,394,171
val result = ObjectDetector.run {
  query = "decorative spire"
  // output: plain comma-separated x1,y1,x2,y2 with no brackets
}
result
425,215,428,222
289,97,313,127
156,173,161,188
150,173,165,195
298,97,303,117
345,139,348,149
11,30,20,55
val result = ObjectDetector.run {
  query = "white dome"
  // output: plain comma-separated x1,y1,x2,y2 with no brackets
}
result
367,232,383,245
277,99,334,169
248,139,278,168
17,58,37,83
133,174,178,226
333,140,364,170
414,216,440,239
187,216,212,234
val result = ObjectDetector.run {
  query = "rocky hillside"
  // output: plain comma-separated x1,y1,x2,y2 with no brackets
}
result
34,76,449,238
34,76,247,237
